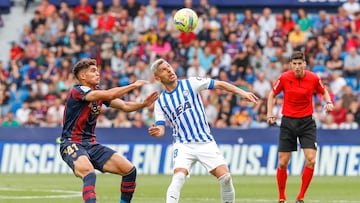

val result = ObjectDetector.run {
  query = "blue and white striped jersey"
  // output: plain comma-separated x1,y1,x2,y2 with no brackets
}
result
154,77,215,143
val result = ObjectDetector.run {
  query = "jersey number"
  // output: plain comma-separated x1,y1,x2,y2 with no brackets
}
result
63,143,79,155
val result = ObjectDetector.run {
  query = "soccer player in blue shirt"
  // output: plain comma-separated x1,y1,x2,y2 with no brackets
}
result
60,58,158,203
148,58,258,203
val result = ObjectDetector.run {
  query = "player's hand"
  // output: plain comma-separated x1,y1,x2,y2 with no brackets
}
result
148,124,161,137
143,91,159,107
267,115,276,125
243,92,259,104
133,80,149,88
324,102,334,113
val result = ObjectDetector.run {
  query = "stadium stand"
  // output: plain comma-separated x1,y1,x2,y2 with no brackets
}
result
0,0,359,129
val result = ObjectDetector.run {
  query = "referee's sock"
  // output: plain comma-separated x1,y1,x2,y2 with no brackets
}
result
277,167,287,201
297,166,314,200
120,166,137,203
83,172,96,203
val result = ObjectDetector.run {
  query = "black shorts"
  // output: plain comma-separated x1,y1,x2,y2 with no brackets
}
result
278,115,317,152
60,141,116,172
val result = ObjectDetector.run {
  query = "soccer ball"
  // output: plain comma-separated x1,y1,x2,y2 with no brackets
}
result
174,8,198,33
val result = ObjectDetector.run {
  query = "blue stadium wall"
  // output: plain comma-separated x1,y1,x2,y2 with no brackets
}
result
0,128,359,176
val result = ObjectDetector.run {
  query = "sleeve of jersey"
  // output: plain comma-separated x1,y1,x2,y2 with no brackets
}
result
154,100,166,126
188,77,214,93
72,85,92,101
272,77,283,95
315,75,326,94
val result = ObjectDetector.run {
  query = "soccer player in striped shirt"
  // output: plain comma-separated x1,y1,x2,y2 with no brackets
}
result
60,58,158,203
148,58,258,203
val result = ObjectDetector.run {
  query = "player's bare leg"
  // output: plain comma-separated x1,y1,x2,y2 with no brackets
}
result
74,156,96,203
103,153,137,203
211,164,235,203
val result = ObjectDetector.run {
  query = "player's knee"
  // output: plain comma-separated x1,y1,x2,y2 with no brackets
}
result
218,173,232,186
123,166,137,181
121,167,137,193
305,158,316,168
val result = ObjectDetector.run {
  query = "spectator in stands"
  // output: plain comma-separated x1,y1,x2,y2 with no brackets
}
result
187,58,206,77
113,111,132,127
329,70,347,96
348,100,360,125
146,0,159,24
242,8,257,30
263,56,282,83
351,11,360,33
253,71,272,99
37,0,56,19
59,1,70,24
343,47,360,87
0,82,10,118
47,97,65,127
74,0,93,25
282,9,295,34
247,23,267,49
16,101,31,125
342,0,360,19
339,112,359,129
133,7,152,34
258,7,276,37
46,11,64,36
331,99,348,125
151,36,171,58
333,6,352,36
207,6,222,31
297,8,312,33
2,112,20,127
272,21,287,47
325,46,344,73
313,10,330,36
96,113,113,128
288,25,306,49
30,11,46,33
321,114,338,129
109,0,123,19
124,0,142,20
341,85,357,109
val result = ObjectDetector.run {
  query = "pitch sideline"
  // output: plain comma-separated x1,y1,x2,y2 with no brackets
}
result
0,187,81,199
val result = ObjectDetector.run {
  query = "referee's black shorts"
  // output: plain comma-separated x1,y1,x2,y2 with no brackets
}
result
278,115,317,152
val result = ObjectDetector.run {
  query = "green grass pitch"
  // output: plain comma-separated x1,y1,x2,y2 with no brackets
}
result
0,174,359,203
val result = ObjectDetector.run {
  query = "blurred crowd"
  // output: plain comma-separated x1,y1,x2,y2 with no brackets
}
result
0,0,360,129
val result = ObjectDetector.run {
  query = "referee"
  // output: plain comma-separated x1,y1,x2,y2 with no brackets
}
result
267,51,334,203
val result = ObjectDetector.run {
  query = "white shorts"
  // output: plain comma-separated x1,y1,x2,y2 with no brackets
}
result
172,141,227,173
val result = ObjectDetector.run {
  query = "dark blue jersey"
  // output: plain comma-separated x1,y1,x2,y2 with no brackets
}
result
61,85,111,144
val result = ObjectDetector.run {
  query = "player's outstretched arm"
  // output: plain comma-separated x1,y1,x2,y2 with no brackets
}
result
85,80,149,102
322,89,334,113
148,124,165,137
213,80,258,103
110,91,159,112
266,91,277,125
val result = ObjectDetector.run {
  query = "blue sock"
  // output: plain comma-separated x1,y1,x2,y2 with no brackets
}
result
120,167,137,203
83,172,96,203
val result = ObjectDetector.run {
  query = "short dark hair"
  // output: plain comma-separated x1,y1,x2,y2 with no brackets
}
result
72,58,97,79
290,51,305,61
